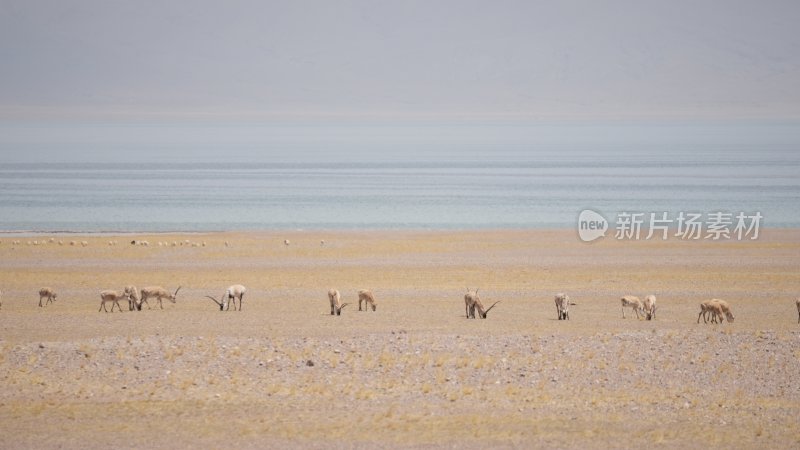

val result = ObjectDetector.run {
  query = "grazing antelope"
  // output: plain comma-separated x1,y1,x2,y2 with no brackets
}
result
621,295,644,319
38,287,57,307
713,299,735,323
464,288,478,318
698,300,724,324
697,299,715,324
328,289,348,315
206,284,247,311
284,239,290,246
643,295,657,320
554,293,573,320
139,286,181,309
698,299,734,324
358,289,377,312
124,286,141,311
99,290,131,312
464,288,501,319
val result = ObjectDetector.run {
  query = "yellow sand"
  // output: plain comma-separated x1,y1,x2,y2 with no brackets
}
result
0,230,798,448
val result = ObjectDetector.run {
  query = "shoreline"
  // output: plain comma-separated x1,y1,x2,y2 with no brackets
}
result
1,226,797,240
0,229,223,237
0,227,567,237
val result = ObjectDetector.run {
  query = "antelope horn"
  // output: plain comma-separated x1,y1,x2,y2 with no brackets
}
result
475,288,479,295
174,286,182,297
205,295,223,306
339,303,349,310
484,301,501,314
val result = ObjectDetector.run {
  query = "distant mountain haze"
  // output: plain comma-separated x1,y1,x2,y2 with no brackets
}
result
1,0,798,121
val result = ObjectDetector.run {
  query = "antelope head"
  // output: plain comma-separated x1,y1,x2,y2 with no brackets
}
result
170,286,181,303
646,305,656,321
479,301,501,319
336,303,349,316
206,295,226,311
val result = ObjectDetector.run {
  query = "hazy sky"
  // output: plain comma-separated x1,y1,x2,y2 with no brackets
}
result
1,0,799,121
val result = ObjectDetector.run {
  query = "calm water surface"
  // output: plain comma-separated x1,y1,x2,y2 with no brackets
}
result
0,123,797,231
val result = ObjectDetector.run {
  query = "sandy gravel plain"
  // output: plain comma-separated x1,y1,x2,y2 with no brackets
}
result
0,230,799,449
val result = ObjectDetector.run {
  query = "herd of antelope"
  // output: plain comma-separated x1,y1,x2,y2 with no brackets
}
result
5,237,797,323
3,286,799,324
22,286,185,313
97,286,182,312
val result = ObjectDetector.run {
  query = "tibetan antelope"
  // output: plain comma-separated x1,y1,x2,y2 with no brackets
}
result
328,289,348,315
643,295,657,320
464,288,501,319
621,295,644,319
140,286,181,309
358,289,377,311
206,284,247,311
99,290,131,312
555,293,574,320
38,287,57,307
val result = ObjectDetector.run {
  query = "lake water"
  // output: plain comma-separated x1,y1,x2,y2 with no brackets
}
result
0,122,798,231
